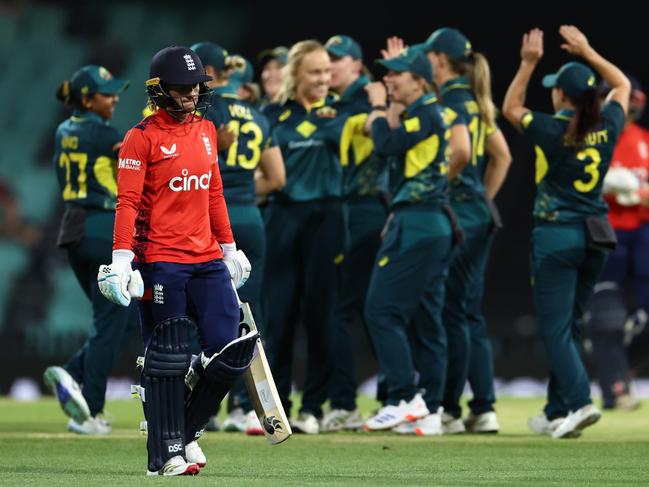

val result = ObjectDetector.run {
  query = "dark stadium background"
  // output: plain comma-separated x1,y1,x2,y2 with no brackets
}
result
1,0,647,392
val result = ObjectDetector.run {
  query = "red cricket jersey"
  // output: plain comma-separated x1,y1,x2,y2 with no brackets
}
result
114,109,234,263
606,123,649,230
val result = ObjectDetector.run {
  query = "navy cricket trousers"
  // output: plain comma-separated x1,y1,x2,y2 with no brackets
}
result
136,259,239,356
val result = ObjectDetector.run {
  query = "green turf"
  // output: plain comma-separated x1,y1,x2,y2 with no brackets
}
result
1,396,648,486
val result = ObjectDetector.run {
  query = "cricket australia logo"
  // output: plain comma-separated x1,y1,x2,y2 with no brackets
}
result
263,415,283,435
153,283,164,305
183,54,196,71
160,144,178,158
201,133,213,156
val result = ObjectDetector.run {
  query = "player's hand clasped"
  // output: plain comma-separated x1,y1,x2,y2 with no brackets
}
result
221,243,251,289
97,249,144,306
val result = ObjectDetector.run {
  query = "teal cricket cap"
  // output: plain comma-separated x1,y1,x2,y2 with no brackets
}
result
70,65,129,97
542,61,597,98
376,49,433,84
191,41,229,70
257,46,289,67
229,55,254,89
412,27,472,61
325,35,363,60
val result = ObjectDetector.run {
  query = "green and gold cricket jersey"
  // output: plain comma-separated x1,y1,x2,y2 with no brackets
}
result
335,76,386,197
522,101,625,222
53,110,121,210
204,88,271,204
263,96,343,202
371,93,451,207
440,76,497,201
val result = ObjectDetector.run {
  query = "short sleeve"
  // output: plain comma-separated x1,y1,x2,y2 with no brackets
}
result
521,111,557,148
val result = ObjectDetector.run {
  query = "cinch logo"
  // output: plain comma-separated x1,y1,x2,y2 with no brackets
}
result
160,144,178,158
167,443,183,453
168,168,212,192
118,158,141,170
183,54,196,71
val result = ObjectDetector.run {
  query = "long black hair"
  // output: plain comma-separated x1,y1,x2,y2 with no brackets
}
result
565,90,601,148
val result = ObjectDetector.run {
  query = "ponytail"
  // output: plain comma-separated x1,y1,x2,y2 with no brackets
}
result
565,91,601,148
56,80,73,106
468,52,497,128
274,39,326,105
448,51,497,128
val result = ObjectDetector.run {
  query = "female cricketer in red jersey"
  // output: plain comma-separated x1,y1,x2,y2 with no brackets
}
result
97,46,254,476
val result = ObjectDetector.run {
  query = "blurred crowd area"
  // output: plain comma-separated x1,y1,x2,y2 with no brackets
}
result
1,1,648,394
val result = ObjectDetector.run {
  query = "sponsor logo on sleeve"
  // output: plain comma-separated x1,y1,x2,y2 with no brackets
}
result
118,158,141,170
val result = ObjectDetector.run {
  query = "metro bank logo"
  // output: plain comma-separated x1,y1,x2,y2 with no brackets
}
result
118,158,141,170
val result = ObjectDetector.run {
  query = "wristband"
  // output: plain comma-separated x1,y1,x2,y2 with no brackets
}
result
372,105,387,111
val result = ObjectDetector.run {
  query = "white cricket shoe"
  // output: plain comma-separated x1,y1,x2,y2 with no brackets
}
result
392,421,416,435
365,393,429,431
146,455,199,476
442,412,466,434
205,415,221,432
290,412,320,434
414,409,444,436
185,441,206,468
67,416,111,435
464,411,499,433
552,404,601,439
223,407,246,432
527,414,577,437
245,410,264,436
320,408,363,432
43,366,90,424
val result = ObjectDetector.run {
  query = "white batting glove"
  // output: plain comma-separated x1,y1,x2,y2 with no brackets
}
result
97,249,143,306
222,243,251,289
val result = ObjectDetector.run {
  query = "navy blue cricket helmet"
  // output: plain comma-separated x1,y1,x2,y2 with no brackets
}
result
146,46,213,113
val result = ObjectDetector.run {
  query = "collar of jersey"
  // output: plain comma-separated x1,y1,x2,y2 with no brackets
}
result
440,76,470,95
155,108,202,126
553,108,574,121
71,110,108,125
404,93,438,116
340,75,369,101
213,85,239,98
288,96,327,113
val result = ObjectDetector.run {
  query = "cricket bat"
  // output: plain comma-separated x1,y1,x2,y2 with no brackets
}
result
238,301,292,445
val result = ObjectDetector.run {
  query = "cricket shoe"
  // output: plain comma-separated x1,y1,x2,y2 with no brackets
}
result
464,411,499,433
527,414,579,437
185,441,207,468
442,412,466,434
245,410,264,436
223,407,246,432
205,415,221,432
290,412,320,434
320,408,364,432
395,407,443,436
364,393,429,431
146,455,199,477
552,404,601,439
67,416,111,435
43,366,90,424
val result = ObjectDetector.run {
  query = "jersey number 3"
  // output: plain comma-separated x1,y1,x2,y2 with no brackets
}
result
573,147,601,193
225,121,263,170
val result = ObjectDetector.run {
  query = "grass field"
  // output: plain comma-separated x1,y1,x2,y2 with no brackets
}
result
1,397,648,486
